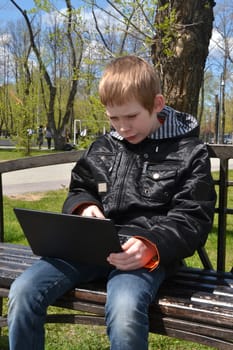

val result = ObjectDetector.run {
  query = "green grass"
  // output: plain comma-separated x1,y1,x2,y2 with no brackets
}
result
3,190,68,244
0,150,232,349
0,148,58,161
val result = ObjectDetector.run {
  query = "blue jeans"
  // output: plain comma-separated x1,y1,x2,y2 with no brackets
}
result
8,257,167,350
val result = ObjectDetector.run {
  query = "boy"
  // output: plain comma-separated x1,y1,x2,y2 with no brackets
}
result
8,55,216,350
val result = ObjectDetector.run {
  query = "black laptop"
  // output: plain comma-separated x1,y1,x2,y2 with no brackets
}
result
14,208,129,267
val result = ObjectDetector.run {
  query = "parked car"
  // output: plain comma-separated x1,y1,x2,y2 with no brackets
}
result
224,135,232,144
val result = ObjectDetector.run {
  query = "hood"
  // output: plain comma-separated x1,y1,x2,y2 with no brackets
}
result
110,105,199,141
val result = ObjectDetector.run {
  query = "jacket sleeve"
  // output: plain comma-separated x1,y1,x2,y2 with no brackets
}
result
62,148,103,214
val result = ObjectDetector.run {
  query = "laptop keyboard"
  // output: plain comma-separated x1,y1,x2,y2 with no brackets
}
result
119,234,131,245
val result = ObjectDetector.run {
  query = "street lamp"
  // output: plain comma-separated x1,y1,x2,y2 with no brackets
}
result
220,74,225,144
215,94,220,144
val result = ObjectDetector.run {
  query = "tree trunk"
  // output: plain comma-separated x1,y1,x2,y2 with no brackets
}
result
152,0,216,117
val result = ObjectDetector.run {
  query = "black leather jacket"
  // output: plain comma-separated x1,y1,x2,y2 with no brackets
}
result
63,108,216,266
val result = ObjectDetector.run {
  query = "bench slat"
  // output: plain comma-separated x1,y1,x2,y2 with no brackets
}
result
155,327,233,350
191,291,233,308
150,315,233,341
214,286,233,297
46,313,105,326
154,298,233,327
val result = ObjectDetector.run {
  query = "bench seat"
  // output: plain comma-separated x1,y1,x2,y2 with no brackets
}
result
0,242,233,349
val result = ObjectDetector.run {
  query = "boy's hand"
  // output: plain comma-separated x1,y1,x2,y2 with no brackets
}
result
107,237,155,270
79,204,105,218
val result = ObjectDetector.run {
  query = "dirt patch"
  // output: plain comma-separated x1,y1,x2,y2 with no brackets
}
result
7,193,45,201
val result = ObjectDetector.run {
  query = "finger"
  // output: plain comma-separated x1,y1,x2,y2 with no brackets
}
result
121,237,135,250
92,206,105,218
107,251,138,267
82,206,105,218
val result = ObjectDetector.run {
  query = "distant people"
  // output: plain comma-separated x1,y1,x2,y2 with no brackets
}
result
45,125,53,149
37,125,44,149
27,128,33,137
80,128,87,137
65,128,70,143
62,127,70,143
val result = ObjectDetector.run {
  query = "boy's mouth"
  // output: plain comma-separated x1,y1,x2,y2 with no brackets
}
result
125,135,140,143
125,135,136,141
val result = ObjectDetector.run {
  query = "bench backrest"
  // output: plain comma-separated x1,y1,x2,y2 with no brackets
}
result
0,145,232,273
207,144,233,272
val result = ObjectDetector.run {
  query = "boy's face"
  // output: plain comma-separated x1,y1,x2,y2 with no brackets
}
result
106,97,164,144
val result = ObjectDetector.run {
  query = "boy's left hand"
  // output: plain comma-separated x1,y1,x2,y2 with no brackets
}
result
107,237,155,270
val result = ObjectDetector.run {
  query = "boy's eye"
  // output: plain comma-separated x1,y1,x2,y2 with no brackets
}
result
108,114,137,122
128,115,137,119
109,116,118,122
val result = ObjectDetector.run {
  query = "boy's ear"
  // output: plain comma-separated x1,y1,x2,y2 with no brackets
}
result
153,94,165,113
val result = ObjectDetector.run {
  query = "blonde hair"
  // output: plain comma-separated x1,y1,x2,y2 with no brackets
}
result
99,55,161,113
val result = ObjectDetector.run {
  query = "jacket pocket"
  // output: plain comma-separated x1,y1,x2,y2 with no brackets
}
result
140,164,178,203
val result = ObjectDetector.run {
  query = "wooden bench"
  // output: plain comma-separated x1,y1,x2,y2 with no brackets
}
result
0,145,233,349
0,243,233,349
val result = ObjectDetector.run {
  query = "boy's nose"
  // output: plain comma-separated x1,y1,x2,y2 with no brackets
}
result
119,122,130,132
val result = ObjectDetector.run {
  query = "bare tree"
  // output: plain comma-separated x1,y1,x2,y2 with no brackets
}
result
9,0,84,150
85,0,157,59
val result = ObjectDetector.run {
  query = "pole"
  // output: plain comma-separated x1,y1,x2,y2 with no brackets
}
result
220,75,225,144
215,94,220,144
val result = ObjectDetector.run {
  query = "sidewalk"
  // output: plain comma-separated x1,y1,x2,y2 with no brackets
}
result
0,138,15,148
2,163,75,195
0,138,54,151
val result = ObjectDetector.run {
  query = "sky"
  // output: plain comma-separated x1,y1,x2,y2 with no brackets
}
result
0,0,68,23
0,0,229,74
0,0,35,22
0,1,226,29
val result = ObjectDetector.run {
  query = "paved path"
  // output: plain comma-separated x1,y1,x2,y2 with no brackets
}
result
2,158,231,196
2,163,75,195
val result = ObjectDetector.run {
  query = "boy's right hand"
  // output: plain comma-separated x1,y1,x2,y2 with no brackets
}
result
107,237,157,271
79,204,105,219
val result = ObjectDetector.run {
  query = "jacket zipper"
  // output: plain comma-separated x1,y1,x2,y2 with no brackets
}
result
115,152,136,210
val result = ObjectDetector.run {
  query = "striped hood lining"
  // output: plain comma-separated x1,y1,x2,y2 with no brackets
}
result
110,105,199,141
